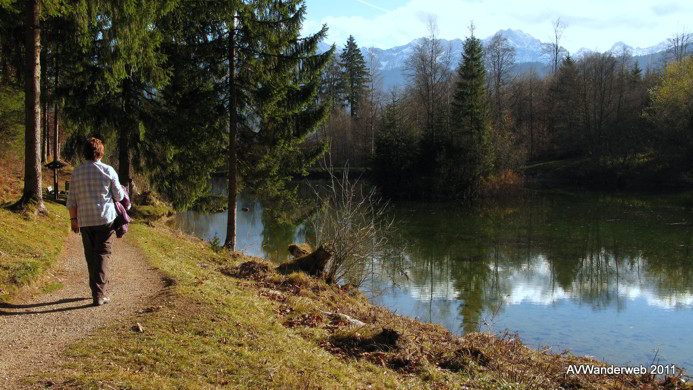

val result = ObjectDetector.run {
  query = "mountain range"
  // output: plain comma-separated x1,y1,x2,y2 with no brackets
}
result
318,29,672,89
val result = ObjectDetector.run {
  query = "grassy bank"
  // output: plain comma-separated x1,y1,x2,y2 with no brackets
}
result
0,164,70,303
20,217,690,389
0,201,69,303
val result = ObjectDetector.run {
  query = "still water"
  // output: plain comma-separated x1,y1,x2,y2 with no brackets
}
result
173,189,693,369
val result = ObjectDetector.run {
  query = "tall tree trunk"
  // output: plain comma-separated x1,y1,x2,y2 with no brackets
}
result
42,96,48,162
40,38,47,163
53,37,60,163
15,0,44,211
118,127,130,186
118,79,131,186
225,20,237,250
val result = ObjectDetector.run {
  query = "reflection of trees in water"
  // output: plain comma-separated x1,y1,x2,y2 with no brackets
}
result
175,210,229,243
260,216,301,262
393,202,519,333
389,193,693,333
178,189,693,320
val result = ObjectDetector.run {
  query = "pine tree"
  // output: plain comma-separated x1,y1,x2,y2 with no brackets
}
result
319,51,344,108
548,55,582,157
339,35,369,118
59,1,176,186
3,0,71,211
0,0,44,211
221,1,332,250
447,30,494,198
373,91,420,198
19,0,43,210
143,1,228,210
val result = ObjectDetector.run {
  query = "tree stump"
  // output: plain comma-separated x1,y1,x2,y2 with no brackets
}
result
277,246,331,278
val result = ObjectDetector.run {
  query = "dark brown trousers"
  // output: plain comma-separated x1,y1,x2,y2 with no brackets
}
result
80,223,114,300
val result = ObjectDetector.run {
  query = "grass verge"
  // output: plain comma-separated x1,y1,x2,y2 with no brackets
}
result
0,171,70,303
130,191,174,220
24,219,691,390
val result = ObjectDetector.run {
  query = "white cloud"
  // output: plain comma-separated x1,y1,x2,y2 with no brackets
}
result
304,0,693,53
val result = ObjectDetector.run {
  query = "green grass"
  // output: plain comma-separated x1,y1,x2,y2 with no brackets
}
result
34,223,410,389
130,191,174,220
23,220,690,390
129,203,173,220
0,99,72,301
0,200,69,302
41,281,64,294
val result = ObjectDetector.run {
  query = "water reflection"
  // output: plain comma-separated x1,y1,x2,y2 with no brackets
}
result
174,190,693,367
173,193,306,260
373,193,693,367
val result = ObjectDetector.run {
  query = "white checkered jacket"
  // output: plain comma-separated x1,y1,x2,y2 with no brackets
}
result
66,161,125,228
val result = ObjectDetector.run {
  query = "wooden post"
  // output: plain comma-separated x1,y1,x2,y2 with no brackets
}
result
53,166,59,200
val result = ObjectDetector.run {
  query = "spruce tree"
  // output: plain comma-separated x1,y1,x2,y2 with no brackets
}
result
548,55,582,157
373,91,420,198
447,30,494,198
339,35,369,117
319,51,344,108
20,0,43,210
144,1,228,210
2,0,88,211
1,0,45,211
59,1,176,186
221,1,332,249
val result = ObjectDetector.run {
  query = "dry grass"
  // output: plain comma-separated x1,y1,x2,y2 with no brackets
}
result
223,259,692,389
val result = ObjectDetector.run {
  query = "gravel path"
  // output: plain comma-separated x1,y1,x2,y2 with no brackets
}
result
0,231,163,389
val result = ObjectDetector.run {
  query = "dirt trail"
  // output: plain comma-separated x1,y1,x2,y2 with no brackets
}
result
0,231,163,389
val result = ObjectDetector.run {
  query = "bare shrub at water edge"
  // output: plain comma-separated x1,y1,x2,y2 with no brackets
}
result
310,162,402,289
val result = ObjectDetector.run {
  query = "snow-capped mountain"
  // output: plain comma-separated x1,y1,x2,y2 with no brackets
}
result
604,41,671,57
573,47,594,59
486,29,551,63
319,29,670,88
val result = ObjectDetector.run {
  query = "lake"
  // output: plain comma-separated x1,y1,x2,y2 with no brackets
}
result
172,188,693,369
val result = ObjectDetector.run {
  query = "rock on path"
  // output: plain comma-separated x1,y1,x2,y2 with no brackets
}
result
0,232,163,389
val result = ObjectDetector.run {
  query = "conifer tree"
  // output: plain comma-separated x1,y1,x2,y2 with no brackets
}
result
221,1,332,250
2,0,78,211
319,51,344,108
339,35,369,118
143,1,228,210
548,56,582,157
0,0,44,211
19,0,43,210
59,1,176,186
373,91,420,198
447,28,494,198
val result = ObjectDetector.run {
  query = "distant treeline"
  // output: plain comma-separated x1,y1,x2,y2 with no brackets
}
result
318,24,693,199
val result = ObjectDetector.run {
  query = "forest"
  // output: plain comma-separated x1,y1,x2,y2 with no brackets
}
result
1,0,693,239
324,22,693,199
1,0,335,250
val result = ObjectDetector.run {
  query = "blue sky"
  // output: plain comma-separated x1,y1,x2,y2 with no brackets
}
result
302,0,692,53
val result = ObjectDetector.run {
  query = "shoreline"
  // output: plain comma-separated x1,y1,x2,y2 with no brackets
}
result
1,165,689,387
19,216,686,389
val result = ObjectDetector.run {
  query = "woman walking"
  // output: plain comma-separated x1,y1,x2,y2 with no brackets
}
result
66,137,125,306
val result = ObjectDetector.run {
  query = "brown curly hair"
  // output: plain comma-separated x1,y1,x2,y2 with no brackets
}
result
83,137,104,161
